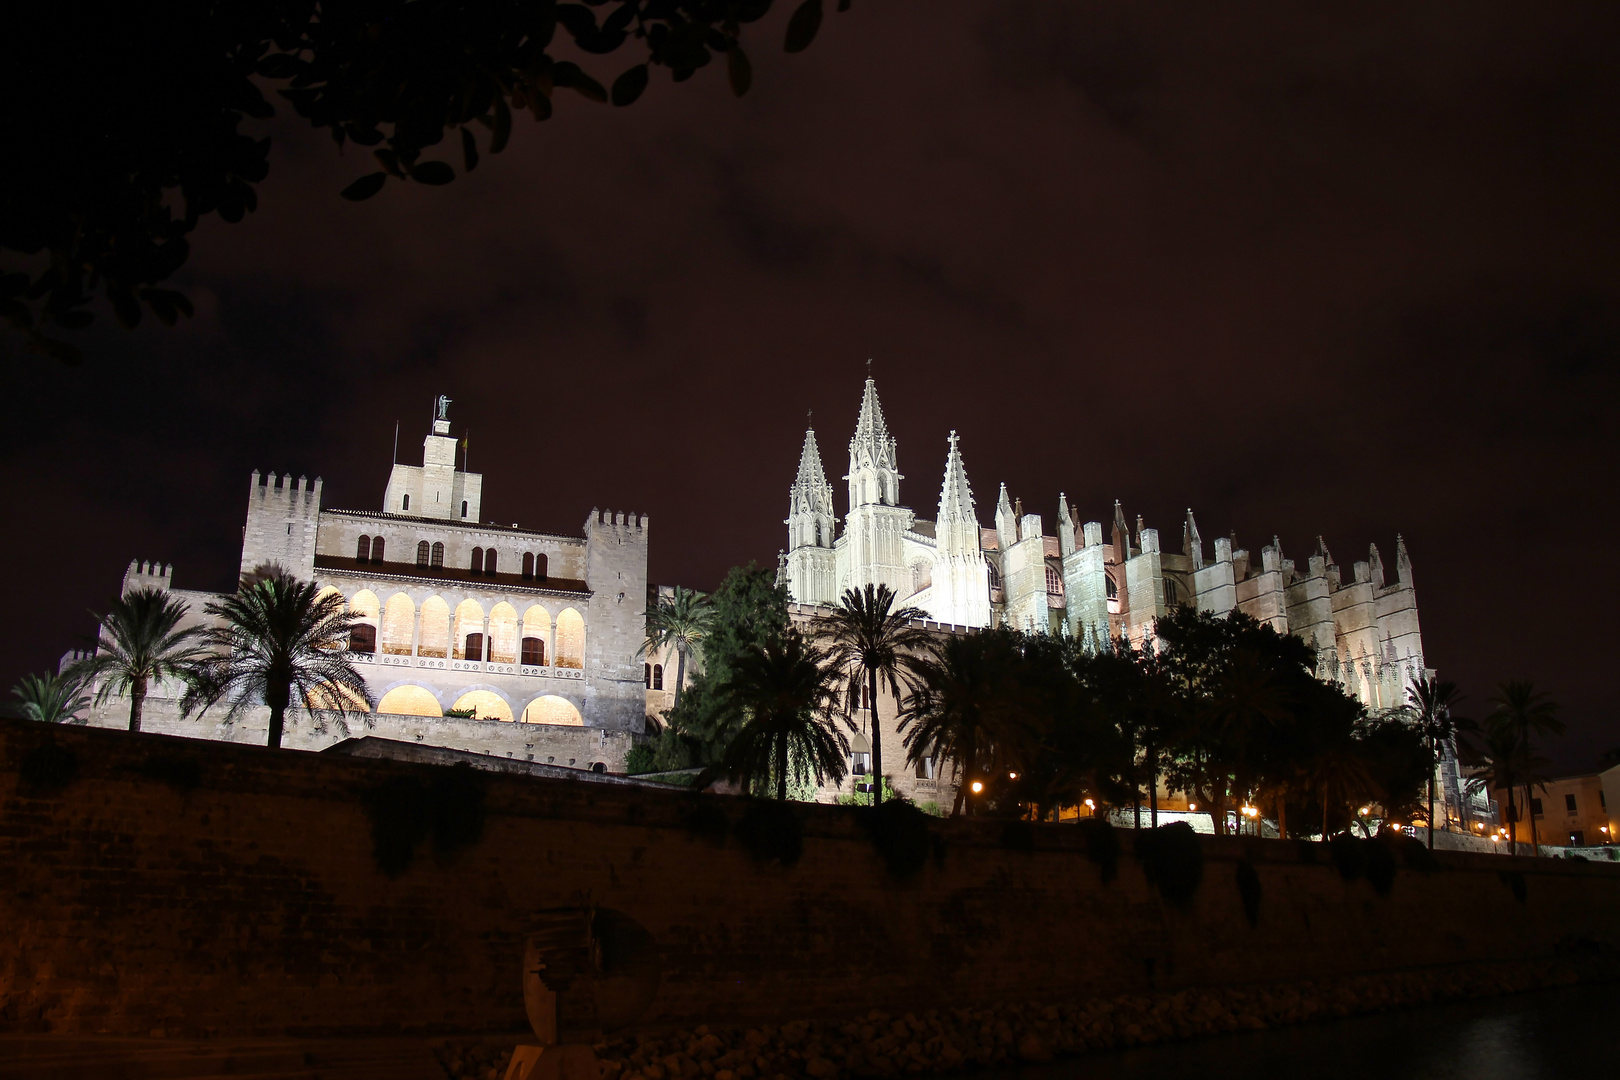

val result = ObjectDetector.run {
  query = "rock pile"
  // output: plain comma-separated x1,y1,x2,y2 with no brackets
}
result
437,958,1611,1080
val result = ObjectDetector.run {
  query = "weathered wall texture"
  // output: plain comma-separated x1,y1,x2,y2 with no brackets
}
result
2,719,1616,1042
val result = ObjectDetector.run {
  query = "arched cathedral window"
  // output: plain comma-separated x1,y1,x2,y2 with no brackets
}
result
653,664,664,690
485,549,497,575
431,542,444,567
461,500,469,518
1106,574,1118,600
1045,566,1064,595
471,547,484,573
416,540,431,567
357,536,371,563
522,552,534,579
370,537,384,564
402,494,410,511
1165,580,1179,606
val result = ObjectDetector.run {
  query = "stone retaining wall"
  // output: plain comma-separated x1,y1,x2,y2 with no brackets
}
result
1,719,1617,1042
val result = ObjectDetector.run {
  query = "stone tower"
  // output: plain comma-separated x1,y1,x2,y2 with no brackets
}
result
928,431,990,627
783,423,838,605
838,376,913,598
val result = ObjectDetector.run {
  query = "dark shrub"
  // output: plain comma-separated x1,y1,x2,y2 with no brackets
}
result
734,799,803,866
1135,822,1204,908
1079,817,1120,883
1499,869,1528,904
19,741,78,795
858,800,937,878
1330,832,1366,881
1235,860,1262,927
1363,837,1397,896
362,762,487,878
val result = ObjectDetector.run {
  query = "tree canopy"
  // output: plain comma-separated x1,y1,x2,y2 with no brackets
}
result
3,1,853,361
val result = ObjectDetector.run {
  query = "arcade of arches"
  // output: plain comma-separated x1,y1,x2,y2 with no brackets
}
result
348,589,584,668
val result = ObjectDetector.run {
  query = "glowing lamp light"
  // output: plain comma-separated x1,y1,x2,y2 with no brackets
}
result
1359,806,1371,816
1008,772,1019,780
1084,798,1095,808
970,781,984,794
1188,803,1197,811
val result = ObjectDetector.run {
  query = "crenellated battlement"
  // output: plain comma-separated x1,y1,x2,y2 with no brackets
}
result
250,470,323,514
241,470,323,578
584,508,649,536
121,559,173,596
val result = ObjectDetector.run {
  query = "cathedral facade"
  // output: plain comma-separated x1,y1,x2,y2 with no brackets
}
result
781,375,1427,716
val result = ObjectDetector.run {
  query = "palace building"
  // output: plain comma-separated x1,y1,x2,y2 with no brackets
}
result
79,399,651,769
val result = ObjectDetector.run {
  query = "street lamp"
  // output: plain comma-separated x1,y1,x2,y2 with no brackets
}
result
970,781,984,794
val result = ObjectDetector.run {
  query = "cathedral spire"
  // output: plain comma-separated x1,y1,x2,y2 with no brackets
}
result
1395,533,1413,587
936,431,979,557
846,372,900,508
1183,509,1203,569
1058,492,1076,556
794,424,832,505
937,431,974,519
995,482,1016,551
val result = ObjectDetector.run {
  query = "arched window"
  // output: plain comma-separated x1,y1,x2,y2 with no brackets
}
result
522,637,546,666
1164,579,1179,606
416,540,431,567
471,547,484,573
370,537,385,564
349,624,377,654
1106,573,1119,600
431,541,444,567
484,549,497,575
534,553,548,580
987,563,1002,590
522,552,535,579
861,684,870,710
644,663,652,688
464,632,486,663
357,536,371,563
1045,566,1064,595
915,756,936,780
652,664,664,690
402,494,410,512
461,500,469,518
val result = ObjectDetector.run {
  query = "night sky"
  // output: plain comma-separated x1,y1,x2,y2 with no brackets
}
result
4,2,1616,770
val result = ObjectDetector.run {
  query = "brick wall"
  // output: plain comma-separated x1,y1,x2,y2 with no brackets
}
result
2,719,1617,1041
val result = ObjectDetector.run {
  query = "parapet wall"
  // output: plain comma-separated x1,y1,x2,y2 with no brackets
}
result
1,719,1616,1040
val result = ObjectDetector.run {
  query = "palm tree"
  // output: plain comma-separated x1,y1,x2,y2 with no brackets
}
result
716,630,848,800
186,569,372,749
72,587,208,732
10,670,91,724
820,584,931,806
1488,681,1563,855
1406,676,1469,850
1462,725,1546,856
642,586,714,711
897,629,1025,817
1303,729,1378,839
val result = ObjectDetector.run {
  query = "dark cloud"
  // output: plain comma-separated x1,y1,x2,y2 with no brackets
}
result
4,1,1617,768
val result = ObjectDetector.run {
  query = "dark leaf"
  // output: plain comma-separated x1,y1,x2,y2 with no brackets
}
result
555,4,598,42
612,64,649,107
728,45,753,97
256,52,301,79
411,161,455,185
374,148,403,177
340,172,388,201
554,62,607,103
784,0,824,53
461,127,479,172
